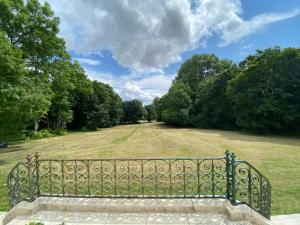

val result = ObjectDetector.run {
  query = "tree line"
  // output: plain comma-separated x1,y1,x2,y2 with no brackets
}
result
153,49,300,134
1,0,299,140
0,0,154,140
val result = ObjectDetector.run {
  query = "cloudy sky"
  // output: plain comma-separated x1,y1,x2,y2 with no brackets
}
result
44,0,300,104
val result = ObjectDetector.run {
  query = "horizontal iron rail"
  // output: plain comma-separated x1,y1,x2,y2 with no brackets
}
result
235,160,272,188
38,156,226,161
7,151,271,219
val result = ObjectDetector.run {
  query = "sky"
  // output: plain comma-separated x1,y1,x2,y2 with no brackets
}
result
43,0,300,104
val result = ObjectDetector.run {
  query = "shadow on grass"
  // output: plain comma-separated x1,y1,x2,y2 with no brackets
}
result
0,144,23,155
155,123,300,148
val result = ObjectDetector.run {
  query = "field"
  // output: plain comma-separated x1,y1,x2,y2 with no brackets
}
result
0,123,300,215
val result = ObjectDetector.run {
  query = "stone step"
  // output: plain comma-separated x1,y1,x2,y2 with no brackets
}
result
226,221,253,225
7,210,251,225
3,198,270,225
0,212,7,225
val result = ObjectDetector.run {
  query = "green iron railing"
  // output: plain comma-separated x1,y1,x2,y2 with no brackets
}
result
7,151,271,219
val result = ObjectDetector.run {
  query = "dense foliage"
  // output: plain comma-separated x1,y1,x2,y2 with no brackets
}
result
0,31,28,137
228,48,300,132
161,82,192,126
144,104,156,122
0,0,125,139
156,49,300,133
1,0,299,139
122,99,145,123
73,81,123,130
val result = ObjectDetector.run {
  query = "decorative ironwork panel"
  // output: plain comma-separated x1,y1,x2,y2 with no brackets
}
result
7,155,39,208
235,161,271,219
6,152,271,219
198,159,227,197
36,158,227,198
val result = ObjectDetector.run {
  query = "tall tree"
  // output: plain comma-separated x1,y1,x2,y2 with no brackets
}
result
153,97,163,122
82,81,123,130
191,62,237,129
0,0,67,133
176,54,222,97
0,0,66,71
228,47,300,133
145,104,156,122
67,62,94,130
0,32,27,137
122,99,145,123
161,82,192,126
46,60,74,130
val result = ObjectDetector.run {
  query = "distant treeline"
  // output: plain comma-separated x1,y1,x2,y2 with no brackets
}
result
0,0,153,140
1,1,299,140
152,49,300,134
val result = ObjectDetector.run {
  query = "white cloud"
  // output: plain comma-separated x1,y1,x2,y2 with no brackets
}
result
43,0,300,73
74,58,101,66
217,8,300,46
40,0,299,103
84,69,174,104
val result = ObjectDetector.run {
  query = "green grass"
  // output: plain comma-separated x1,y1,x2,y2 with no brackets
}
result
0,122,300,215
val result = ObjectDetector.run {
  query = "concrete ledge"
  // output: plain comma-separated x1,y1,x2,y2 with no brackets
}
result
3,197,271,225
0,212,7,225
271,214,300,225
2,201,39,225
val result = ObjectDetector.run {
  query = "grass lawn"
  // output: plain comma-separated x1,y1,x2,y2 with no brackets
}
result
0,122,299,215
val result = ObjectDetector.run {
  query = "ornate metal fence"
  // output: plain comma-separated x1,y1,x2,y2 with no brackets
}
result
7,151,271,219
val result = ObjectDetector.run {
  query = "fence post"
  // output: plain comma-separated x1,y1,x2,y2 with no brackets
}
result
34,152,40,197
225,151,237,205
231,153,237,205
25,155,34,201
225,150,231,200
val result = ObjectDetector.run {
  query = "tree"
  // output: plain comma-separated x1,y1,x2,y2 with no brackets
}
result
0,32,27,137
67,62,94,130
0,0,67,133
122,99,145,123
0,31,52,137
160,54,235,127
109,92,123,126
228,47,300,133
153,97,163,122
86,81,122,130
81,81,122,130
0,0,66,71
0,0,125,138
160,82,192,126
191,61,237,129
145,104,156,122
46,60,74,130
176,54,223,97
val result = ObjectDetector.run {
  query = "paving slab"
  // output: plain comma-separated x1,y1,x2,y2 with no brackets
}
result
0,212,6,225
187,213,227,225
3,198,273,225
271,214,300,225
7,211,242,225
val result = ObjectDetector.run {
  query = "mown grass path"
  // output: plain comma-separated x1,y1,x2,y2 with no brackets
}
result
0,123,299,215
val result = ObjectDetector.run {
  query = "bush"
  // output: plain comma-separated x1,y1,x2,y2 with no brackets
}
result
51,129,67,136
31,129,54,139
24,128,67,139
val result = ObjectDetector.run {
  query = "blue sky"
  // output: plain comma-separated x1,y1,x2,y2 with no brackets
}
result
45,0,300,104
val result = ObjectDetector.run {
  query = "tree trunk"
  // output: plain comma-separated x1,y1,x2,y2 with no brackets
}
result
46,115,49,129
34,119,39,134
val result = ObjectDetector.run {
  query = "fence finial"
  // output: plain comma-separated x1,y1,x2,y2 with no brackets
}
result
26,154,32,165
34,152,40,161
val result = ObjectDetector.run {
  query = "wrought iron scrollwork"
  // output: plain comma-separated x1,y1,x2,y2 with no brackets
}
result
234,160,271,219
7,153,39,208
7,151,271,219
